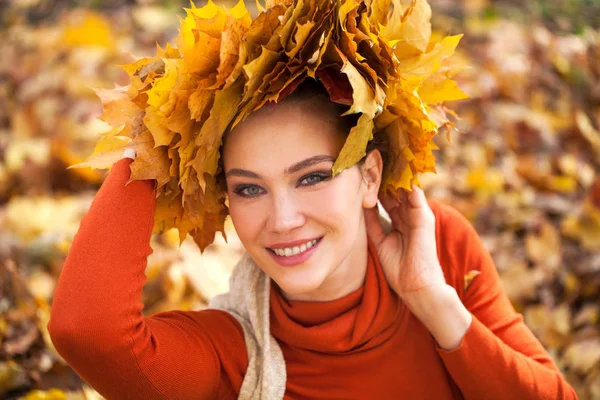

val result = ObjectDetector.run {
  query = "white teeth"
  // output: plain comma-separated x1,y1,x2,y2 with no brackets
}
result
271,239,319,257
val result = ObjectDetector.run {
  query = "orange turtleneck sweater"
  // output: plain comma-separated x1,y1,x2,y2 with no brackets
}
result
47,157,576,399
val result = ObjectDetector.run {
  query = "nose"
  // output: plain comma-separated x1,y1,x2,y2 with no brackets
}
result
267,190,306,233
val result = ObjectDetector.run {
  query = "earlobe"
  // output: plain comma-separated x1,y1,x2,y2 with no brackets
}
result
362,191,379,208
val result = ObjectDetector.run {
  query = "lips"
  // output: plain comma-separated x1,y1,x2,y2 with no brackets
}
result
266,237,323,267
268,238,319,257
268,236,320,248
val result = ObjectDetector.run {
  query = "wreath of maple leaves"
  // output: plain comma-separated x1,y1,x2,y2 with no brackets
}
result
72,0,469,252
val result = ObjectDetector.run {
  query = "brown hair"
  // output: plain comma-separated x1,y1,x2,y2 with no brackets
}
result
216,78,389,190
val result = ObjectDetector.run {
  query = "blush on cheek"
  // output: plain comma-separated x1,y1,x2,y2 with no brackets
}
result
228,201,266,242
308,176,361,213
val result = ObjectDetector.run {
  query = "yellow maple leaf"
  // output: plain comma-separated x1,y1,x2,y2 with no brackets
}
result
71,0,469,252
61,11,116,50
464,270,481,295
67,126,131,170
126,130,171,188
92,86,143,128
332,113,374,176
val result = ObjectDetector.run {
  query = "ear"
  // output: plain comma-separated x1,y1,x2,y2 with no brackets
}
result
361,149,383,208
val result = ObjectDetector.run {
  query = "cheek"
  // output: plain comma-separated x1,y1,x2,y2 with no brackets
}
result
301,178,363,230
228,199,267,243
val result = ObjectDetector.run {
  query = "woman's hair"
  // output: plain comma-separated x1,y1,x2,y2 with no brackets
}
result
216,78,389,191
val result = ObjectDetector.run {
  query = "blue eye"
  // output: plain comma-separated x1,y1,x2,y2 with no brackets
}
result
234,185,264,198
232,171,330,198
245,186,260,195
299,172,330,186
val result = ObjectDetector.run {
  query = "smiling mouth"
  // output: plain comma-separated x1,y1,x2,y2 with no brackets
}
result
267,237,323,257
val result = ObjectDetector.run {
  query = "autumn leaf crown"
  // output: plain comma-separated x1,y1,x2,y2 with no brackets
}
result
71,0,469,251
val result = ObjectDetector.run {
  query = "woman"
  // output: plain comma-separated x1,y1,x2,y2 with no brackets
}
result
47,77,577,399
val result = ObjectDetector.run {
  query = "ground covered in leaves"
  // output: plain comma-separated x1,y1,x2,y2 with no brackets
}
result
0,0,599,399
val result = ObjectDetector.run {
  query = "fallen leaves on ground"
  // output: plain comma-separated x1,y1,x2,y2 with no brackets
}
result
0,0,599,399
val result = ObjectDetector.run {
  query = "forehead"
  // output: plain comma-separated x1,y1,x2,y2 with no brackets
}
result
222,102,346,173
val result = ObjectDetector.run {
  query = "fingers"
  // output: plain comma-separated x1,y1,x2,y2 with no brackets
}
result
364,206,386,246
407,184,436,228
121,147,136,160
408,184,427,208
380,191,400,214
380,184,432,231
379,191,409,233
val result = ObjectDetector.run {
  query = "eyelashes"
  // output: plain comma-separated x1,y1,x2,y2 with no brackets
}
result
234,185,263,197
299,171,331,186
232,171,332,198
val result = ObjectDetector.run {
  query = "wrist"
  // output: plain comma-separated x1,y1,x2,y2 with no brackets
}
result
404,285,472,350
402,284,456,316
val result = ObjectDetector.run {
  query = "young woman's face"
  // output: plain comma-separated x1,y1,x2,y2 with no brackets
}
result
222,100,381,301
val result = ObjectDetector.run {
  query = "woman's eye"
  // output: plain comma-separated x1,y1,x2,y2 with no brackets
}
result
234,185,263,197
232,172,329,197
299,172,330,186
245,187,260,195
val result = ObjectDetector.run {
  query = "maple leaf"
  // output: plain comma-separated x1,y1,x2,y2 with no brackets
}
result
67,125,132,170
70,0,469,252
463,270,481,295
332,113,374,175
92,86,144,128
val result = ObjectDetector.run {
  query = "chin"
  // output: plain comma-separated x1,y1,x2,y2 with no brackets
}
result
269,265,329,299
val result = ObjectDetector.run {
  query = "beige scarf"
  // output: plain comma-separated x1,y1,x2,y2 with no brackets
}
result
207,252,286,400
207,213,392,400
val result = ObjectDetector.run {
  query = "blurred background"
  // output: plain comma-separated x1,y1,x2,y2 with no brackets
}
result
0,0,599,398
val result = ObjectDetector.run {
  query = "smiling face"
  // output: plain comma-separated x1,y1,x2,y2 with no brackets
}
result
222,85,382,301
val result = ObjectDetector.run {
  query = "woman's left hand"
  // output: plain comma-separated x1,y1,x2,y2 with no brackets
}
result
364,184,448,304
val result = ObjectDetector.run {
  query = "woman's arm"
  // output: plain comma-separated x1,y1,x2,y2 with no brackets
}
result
47,157,246,400
402,283,472,351
426,200,577,400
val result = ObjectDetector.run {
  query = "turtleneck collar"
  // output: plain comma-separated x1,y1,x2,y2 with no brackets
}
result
269,236,404,354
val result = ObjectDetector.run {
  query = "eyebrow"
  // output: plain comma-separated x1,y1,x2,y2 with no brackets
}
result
225,155,336,179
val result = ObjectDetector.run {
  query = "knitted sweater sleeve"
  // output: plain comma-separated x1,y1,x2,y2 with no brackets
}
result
47,157,247,400
430,201,577,400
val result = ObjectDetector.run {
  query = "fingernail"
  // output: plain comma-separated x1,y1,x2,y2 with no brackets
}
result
122,148,136,159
